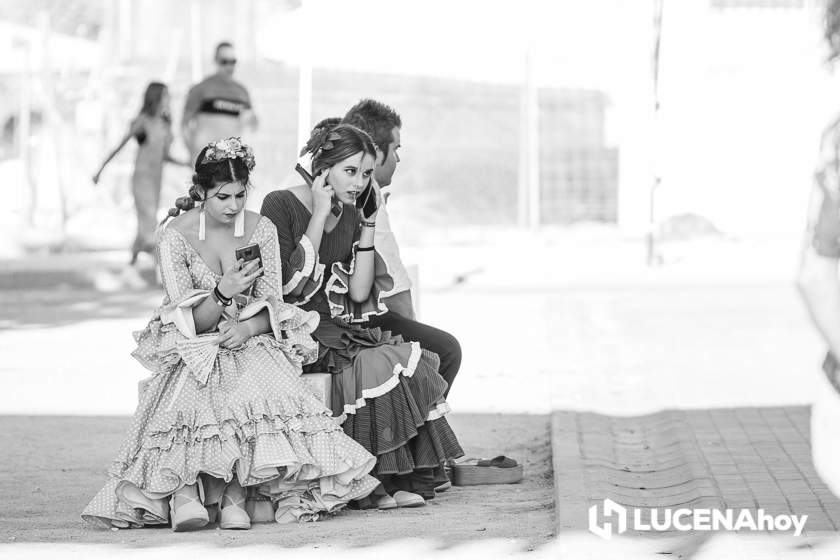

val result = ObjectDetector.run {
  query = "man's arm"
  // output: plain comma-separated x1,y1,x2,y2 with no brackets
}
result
374,201,415,319
241,86,258,131
181,84,202,154
383,290,415,320
797,182,840,358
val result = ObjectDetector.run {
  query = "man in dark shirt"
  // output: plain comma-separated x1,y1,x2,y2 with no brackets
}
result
181,42,258,159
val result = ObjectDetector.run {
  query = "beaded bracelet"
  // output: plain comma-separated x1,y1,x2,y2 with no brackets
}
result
213,285,233,307
361,220,376,228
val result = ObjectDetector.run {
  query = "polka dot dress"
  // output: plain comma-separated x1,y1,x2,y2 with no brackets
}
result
81,217,379,529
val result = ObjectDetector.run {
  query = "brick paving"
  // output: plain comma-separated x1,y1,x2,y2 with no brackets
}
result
552,406,840,538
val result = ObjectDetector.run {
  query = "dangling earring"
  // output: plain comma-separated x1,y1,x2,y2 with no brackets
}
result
234,209,245,238
234,189,247,238
198,202,206,241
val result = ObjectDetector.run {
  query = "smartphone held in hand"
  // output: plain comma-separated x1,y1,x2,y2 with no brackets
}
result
235,243,264,277
356,180,378,219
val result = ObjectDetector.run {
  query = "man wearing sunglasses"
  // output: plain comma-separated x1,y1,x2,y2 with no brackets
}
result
181,41,258,159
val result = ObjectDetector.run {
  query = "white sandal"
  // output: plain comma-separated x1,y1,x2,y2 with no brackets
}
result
170,482,209,532
220,486,251,530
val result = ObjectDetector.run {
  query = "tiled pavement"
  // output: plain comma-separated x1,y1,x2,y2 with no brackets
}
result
552,406,840,538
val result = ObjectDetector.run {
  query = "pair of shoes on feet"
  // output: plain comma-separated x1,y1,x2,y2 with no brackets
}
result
170,484,251,531
375,490,426,509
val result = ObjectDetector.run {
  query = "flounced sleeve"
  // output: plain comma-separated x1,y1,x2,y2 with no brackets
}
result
260,191,326,304
325,234,395,323
131,226,215,373
240,218,320,365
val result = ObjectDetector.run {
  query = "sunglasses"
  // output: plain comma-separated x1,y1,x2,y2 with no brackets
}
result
218,58,237,66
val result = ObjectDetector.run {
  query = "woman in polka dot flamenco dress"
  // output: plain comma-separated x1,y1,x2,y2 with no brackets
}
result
82,138,379,531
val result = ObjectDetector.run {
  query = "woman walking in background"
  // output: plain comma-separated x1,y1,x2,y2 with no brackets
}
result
93,82,187,265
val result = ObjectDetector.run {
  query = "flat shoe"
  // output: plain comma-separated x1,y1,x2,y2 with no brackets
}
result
375,494,398,510
434,481,452,493
220,490,251,530
392,490,425,508
170,492,209,532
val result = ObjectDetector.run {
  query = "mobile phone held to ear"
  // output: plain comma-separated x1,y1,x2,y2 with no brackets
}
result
295,164,342,217
235,243,264,277
355,179,378,219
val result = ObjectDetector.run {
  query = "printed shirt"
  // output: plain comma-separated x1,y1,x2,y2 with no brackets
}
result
183,74,252,121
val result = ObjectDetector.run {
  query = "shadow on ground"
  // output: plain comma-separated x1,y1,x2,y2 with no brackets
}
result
0,288,161,331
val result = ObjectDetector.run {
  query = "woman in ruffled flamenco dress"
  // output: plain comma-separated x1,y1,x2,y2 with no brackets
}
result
260,124,464,509
82,138,379,531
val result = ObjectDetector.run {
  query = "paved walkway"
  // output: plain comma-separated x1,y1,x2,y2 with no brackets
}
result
553,407,840,537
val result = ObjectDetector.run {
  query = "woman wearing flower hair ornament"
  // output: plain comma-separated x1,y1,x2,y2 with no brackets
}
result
82,137,379,531
261,124,464,509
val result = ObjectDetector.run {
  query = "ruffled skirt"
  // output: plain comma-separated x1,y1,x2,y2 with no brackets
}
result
82,333,379,528
305,317,464,484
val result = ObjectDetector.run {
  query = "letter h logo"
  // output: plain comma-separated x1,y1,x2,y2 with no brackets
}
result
588,499,628,540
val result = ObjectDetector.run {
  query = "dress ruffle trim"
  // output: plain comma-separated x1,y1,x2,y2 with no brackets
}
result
324,241,395,323
341,341,422,416
102,394,378,501
283,235,327,305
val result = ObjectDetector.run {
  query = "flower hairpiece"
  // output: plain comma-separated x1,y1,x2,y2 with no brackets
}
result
201,137,256,171
300,127,342,157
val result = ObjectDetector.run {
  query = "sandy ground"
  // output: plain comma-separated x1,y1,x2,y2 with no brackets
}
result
1,234,836,558
0,413,553,549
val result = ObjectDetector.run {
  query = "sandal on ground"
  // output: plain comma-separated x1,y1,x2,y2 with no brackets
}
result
220,489,251,530
392,490,426,508
453,455,523,486
170,484,209,532
434,480,452,493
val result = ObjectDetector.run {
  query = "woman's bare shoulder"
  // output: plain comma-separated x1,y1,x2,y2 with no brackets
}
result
167,210,199,240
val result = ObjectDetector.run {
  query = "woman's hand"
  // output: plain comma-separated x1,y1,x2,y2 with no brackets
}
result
311,169,334,220
217,258,263,298
216,320,253,349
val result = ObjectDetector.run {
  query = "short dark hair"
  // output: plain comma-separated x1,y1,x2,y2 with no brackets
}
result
343,99,402,160
215,41,234,59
